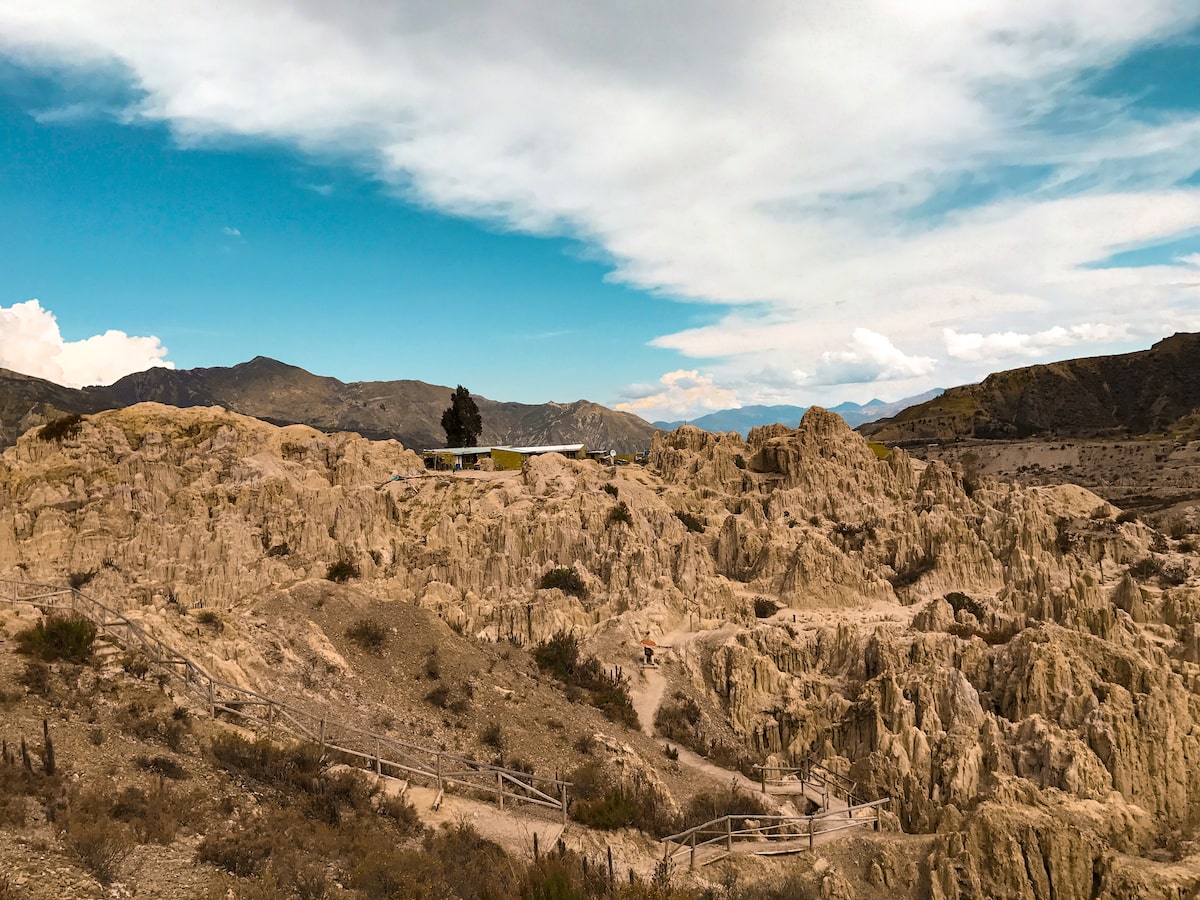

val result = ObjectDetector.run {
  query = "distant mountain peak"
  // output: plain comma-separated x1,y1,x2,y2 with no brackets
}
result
0,358,659,453
652,389,943,436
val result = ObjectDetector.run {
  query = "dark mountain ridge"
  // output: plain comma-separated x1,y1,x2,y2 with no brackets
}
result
862,333,1200,443
0,357,659,452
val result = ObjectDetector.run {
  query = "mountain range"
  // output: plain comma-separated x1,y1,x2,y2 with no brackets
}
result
0,357,659,453
861,332,1200,443
653,389,944,435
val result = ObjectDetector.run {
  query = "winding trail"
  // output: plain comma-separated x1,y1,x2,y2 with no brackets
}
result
630,618,864,819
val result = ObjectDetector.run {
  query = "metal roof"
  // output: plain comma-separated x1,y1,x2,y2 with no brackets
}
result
421,443,585,456
506,444,585,454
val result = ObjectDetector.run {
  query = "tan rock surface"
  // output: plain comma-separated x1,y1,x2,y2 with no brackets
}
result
5,403,1200,897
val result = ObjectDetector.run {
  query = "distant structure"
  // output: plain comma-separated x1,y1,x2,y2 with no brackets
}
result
422,443,587,471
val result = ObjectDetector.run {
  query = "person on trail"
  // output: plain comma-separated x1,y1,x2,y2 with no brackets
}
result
642,635,655,665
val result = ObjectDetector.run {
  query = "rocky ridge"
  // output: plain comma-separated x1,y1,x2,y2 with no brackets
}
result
0,356,659,452
862,332,1200,443
4,403,1200,896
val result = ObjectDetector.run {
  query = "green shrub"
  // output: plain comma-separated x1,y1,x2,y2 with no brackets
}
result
753,597,780,618
133,754,188,780
534,631,583,680
14,613,97,663
1162,563,1189,586
480,722,504,750
680,785,771,831
197,818,278,877
346,618,387,653
539,566,587,598
606,501,633,527
602,482,618,497
674,510,704,533
326,558,361,583
655,693,702,742
888,553,936,589
944,591,988,620
37,413,83,443
569,764,675,834
195,609,223,631
424,684,452,709
266,541,290,557
535,631,638,727
67,569,97,590
1129,557,1163,580
733,454,747,470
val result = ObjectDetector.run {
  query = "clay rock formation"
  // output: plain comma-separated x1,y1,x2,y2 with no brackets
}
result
5,402,1200,896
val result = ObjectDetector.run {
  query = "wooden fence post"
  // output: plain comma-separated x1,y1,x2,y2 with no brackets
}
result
497,771,504,810
375,740,381,777
207,679,215,718
560,780,568,827
726,817,733,851
808,817,814,850
689,831,696,871
319,719,326,755
760,767,766,793
436,753,443,792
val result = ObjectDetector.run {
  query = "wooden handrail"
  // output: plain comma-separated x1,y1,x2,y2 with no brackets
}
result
660,797,890,847
4,578,570,820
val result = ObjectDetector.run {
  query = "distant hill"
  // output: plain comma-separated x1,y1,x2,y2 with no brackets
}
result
0,357,659,453
654,389,944,435
861,333,1200,444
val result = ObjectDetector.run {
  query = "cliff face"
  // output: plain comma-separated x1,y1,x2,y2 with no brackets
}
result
5,403,1200,896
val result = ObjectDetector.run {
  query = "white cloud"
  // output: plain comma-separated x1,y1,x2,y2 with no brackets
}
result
3,4,1200,399
815,329,937,385
616,370,738,420
944,323,1132,361
0,299,173,387
222,226,241,237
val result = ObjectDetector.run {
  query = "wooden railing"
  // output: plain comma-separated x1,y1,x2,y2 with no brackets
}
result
660,798,890,869
3,579,569,822
754,756,862,808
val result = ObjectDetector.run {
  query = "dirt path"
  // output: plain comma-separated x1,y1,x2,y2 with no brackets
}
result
628,622,800,814
378,776,564,858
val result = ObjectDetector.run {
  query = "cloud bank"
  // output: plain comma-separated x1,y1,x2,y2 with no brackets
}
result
0,300,173,388
616,370,737,419
4,3,1200,416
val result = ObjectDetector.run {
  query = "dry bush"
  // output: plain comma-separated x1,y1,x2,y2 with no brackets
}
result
18,661,52,698
116,700,189,751
345,619,387,653
110,779,194,844
61,789,134,885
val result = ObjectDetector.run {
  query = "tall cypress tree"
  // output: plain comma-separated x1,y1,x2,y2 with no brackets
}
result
441,385,483,448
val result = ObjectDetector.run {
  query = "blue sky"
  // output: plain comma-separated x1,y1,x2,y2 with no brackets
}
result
3,4,1200,421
